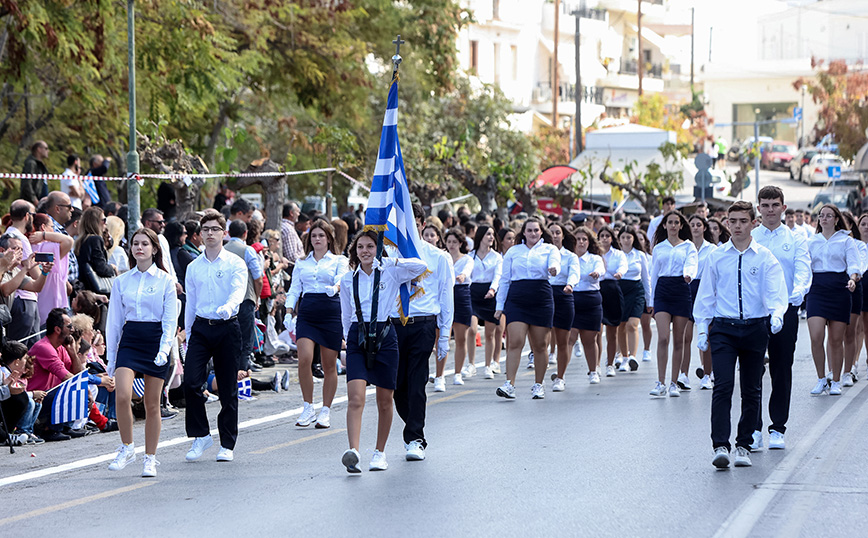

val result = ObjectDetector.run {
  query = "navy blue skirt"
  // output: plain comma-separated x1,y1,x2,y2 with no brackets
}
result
296,293,342,351
807,272,851,324
619,279,645,321
688,279,701,322
600,280,624,327
346,322,399,390
653,276,692,318
116,321,168,379
572,290,602,332
862,270,868,313
503,280,554,328
551,285,575,331
453,285,472,326
853,280,863,315
470,282,498,324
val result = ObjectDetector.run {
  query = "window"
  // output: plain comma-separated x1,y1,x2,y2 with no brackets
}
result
470,40,479,75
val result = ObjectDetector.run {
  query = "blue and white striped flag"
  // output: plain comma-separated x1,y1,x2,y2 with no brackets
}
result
82,175,99,204
51,371,89,424
132,378,146,398
237,377,253,401
364,79,426,322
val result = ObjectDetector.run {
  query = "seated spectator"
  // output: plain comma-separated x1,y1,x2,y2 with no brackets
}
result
1,341,31,445
30,213,74,326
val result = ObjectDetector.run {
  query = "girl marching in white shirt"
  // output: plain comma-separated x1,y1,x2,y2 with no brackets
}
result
857,214,868,380
547,223,580,392
339,231,427,473
649,211,698,397
495,217,560,400
636,229,655,362
468,225,503,379
567,226,606,385
841,213,867,386
615,226,651,373
445,228,475,386
598,226,628,377
683,214,717,391
286,220,349,429
106,227,177,477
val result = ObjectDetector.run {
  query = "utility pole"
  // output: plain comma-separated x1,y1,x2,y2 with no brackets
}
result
637,0,643,97
690,7,695,93
574,5,583,155
553,0,560,127
709,27,713,62
126,0,140,235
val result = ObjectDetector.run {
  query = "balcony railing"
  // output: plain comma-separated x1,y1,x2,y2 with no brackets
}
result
534,82,604,105
618,59,662,78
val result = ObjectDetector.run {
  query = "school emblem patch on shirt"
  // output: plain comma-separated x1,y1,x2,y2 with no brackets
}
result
216,270,224,279
146,286,156,293
750,266,759,275
782,243,791,251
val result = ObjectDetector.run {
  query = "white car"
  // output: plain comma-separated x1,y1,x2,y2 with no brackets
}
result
800,153,846,186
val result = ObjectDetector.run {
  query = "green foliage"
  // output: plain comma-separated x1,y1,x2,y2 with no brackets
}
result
595,141,690,213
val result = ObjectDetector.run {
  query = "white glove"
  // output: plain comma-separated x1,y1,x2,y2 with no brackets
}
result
326,284,338,297
106,358,116,378
437,335,449,361
216,305,231,319
697,333,709,352
154,352,168,367
771,316,783,335
287,315,297,334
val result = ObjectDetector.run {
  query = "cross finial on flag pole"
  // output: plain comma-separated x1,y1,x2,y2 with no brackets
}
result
391,35,404,73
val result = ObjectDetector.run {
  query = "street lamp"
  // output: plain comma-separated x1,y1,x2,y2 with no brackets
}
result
126,0,140,235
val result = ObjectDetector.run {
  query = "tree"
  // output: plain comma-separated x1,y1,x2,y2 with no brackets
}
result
138,135,209,220
594,141,690,213
795,59,868,161
632,93,710,150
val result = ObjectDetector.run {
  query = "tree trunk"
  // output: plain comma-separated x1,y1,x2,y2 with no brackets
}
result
235,158,285,230
204,101,230,169
514,183,538,216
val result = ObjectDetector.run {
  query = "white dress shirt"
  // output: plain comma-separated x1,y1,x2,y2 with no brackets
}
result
469,249,503,290
647,214,664,242
496,240,561,311
788,224,809,240
157,233,178,284
184,247,249,337
621,248,652,306
340,257,428,340
106,263,178,371
856,240,868,274
286,250,349,309
453,254,474,286
693,239,788,334
573,251,606,292
752,224,812,306
601,248,628,281
650,239,698,308
808,230,862,275
550,247,580,287
388,241,455,332
694,240,717,280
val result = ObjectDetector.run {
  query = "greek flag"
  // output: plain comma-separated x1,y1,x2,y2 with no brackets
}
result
237,377,253,401
132,378,146,398
364,79,425,321
82,174,99,204
50,371,89,424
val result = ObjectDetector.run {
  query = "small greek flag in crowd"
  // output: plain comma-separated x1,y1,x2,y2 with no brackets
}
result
364,79,425,321
82,175,99,204
238,377,253,401
51,371,89,424
132,378,146,398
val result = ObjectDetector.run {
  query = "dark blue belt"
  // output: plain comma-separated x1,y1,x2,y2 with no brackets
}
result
713,316,768,326
196,315,238,326
391,315,436,325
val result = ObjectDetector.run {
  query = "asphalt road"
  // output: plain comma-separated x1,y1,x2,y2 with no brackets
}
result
2,317,867,537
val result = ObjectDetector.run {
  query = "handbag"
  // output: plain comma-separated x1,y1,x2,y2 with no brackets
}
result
82,262,115,295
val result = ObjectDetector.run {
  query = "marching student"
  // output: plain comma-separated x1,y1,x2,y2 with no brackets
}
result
182,211,249,463
806,204,861,396
616,226,651,373
286,219,349,429
841,212,867,387
468,225,503,379
547,223,580,392
694,201,787,469
682,214,717,391
858,213,868,379
445,228,475,386
636,229,655,362
749,186,811,451
649,211,698,397
566,226,605,386
598,226,627,377
339,231,427,473
106,227,177,477
496,227,516,372
495,217,560,399
707,217,731,247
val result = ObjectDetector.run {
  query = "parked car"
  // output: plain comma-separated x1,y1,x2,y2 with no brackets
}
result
800,153,846,186
760,140,797,171
810,186,861,216
827,171,868,209
789,147,819,182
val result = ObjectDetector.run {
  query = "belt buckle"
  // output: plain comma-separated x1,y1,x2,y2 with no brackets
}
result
209,318,220,326
405,316,415,325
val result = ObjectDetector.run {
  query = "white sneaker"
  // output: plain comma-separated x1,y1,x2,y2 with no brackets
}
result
642,350,652,362
342,448,361,473
573,341,583,358
829,381,842,395
433,377,446,392
141,454,159,477
842,372,854,387
650,381,666,396
216,447,234,462
315,407,331,429
851,365,860,382
614,353,623,368
700,375,713,390
548,352,556,365
749,430,763,450
677,372,692,391
296,402,316,427
467,363,477,377
531,383,545,399
768,430,785,450
733,446,752,467
405,440,425,461
618,359,629,372
712,447,730,469
810,378,828,395
496,381,516,399
185,436,213,462
453,373,464,386
589,372,601,384
369,450,388,471
271,372,282,393
483,366,494,379
552,378,565,392
668,382,680,397
628,356,639,371
491,361,501,374
281,370,292,392
605,365,616,377
108,443,136,471
526,352,535,369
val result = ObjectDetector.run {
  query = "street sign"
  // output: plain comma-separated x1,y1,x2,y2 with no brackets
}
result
828,165,841,179
794,107,803,121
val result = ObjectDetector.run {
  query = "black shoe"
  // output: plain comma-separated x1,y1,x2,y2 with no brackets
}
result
42,430,72,442
160,407,178,421
102,420,119,432
260,357,276,368
312,364,324,379
63,427,90,438
249,362,263,372
695,367,705,380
